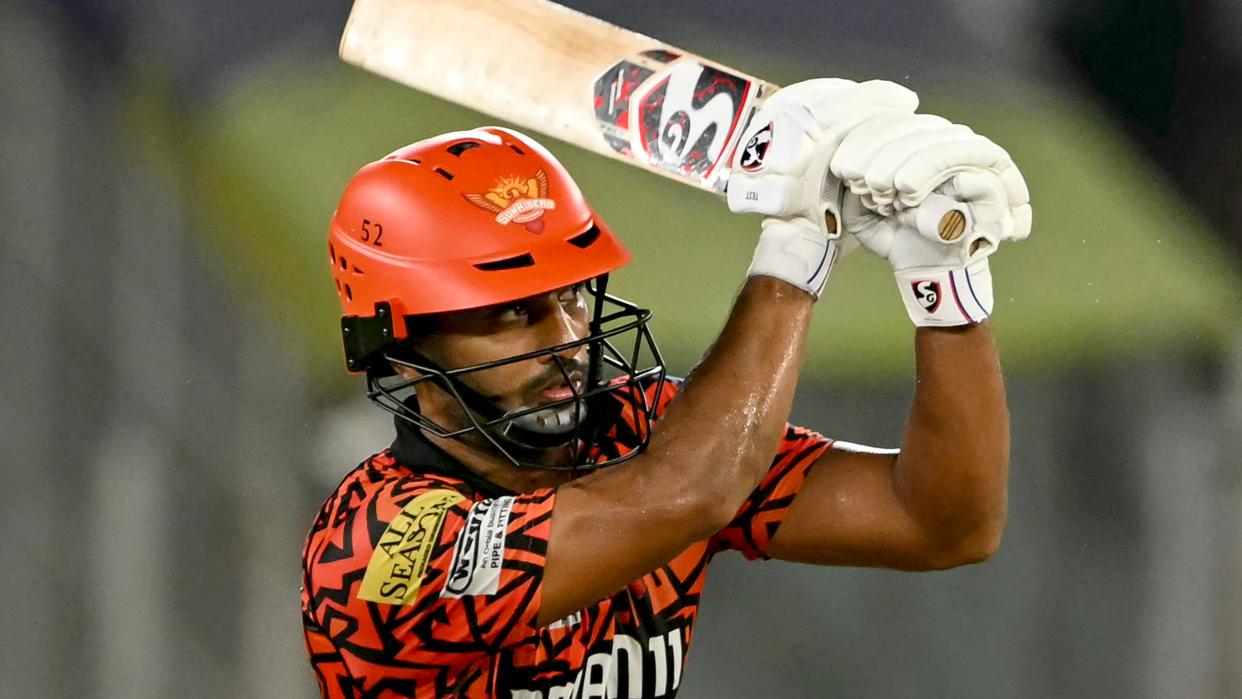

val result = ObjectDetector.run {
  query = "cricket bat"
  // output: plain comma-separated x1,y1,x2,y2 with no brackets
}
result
338,0,972,242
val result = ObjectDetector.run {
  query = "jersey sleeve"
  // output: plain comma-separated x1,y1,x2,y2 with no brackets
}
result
708,424,834,560
303,476,554,690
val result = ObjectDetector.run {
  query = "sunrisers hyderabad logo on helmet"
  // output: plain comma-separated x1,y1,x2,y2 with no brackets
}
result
463,169,557,233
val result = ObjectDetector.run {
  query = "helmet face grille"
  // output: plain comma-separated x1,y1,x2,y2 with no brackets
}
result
365,283,666,472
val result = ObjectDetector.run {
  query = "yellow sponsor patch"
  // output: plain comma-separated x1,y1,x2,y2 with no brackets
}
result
357,489,464,605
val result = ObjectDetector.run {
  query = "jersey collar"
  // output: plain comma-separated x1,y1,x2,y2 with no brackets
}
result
390,408,516,499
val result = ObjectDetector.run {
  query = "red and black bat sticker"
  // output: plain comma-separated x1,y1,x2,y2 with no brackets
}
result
593,51,757,183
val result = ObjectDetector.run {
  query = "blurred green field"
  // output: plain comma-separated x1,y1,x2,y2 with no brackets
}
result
135,45,1240,390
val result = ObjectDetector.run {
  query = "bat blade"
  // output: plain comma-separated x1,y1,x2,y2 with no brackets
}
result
340,0,974,242
339,0,778,193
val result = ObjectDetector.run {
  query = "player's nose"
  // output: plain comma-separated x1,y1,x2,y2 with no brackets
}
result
537,301,588,362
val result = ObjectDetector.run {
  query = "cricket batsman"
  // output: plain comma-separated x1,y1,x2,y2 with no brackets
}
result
301,79,1032,697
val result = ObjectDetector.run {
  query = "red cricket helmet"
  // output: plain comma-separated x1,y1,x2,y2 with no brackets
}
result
328,127,631,371
326,127,666,471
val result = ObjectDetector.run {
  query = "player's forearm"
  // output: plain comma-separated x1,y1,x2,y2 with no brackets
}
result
595,275,812,537
895,324,1009,563
654,276,813,523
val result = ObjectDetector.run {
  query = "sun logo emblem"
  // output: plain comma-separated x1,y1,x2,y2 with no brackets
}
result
463,169,556,233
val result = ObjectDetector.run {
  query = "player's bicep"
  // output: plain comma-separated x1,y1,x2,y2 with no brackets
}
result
540,465,713,627
767,442,939,569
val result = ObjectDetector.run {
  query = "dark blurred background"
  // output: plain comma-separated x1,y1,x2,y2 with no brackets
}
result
2,0,1240,697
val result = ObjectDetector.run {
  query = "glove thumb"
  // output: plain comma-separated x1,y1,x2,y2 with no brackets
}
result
843,193,897,261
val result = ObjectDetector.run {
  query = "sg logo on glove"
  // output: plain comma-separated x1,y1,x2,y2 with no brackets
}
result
912,280,941,312
739,122,773,172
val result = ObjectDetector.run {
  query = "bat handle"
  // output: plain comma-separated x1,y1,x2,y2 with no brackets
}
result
898,192,974,245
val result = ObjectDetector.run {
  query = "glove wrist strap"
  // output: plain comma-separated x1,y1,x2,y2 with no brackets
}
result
747,221,837,300
895,259,993,326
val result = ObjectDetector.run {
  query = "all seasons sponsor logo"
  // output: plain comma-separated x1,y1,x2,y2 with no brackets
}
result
356,489,464,606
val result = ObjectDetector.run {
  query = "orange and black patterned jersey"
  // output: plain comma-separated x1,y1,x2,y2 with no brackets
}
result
301,378,833,698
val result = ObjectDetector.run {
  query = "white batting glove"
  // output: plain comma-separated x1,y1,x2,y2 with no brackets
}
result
728,79,919,298
833,114,1032,325
746,217,844,298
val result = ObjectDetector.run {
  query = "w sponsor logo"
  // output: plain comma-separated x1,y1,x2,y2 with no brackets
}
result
445,502,488,595
442,496,514,599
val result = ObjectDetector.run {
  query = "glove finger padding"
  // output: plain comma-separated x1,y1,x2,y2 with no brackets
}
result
842,194,894,258
795,80,920,131
728,79,920,225
857,125,977,213
1011,203,1033,241
892,139,1013,202
833,113,953,183
999,160,1031,209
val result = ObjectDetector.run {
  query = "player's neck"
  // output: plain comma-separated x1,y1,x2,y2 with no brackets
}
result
421,428,576,493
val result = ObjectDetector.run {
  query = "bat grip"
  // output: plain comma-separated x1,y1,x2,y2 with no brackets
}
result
898,192,974,245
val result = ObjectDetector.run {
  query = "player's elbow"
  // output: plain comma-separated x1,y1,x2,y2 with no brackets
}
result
651,478,737,541
921,516,1006,569
673,467,753,537
696,497,742,539
947,523,1005,566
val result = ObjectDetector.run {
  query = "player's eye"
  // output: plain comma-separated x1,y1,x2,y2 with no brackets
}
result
557,284,584,306
493,301,530,322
